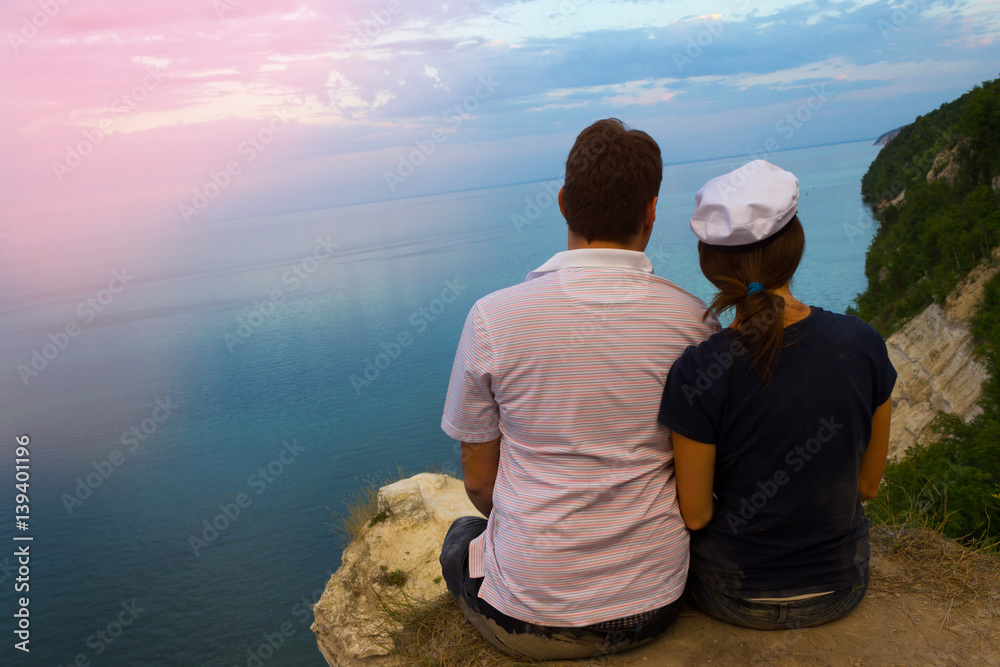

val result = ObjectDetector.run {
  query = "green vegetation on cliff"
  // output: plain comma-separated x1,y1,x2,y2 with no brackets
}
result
870,276,1000,543
852,77,1000,334
854,77,1000,544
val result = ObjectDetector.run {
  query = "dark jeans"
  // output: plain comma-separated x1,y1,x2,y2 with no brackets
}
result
686,565,870,630
439,516,684,661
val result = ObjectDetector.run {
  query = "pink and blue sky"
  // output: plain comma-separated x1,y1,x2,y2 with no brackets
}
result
1,0,998,246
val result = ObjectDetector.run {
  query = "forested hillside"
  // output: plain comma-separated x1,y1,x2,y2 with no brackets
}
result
853,77,1000,333
852,77,1000,544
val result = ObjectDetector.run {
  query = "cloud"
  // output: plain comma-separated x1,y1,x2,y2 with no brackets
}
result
1,0,998,244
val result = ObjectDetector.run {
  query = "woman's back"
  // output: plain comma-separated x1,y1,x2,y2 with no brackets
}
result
660,306,896,597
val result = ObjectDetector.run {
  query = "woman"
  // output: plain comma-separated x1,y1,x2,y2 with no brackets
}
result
658,160,895,630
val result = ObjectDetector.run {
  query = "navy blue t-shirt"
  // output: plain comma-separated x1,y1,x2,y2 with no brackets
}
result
658,306,896,598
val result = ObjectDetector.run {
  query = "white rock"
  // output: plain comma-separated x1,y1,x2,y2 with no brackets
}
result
886,252,998,458
311,474,483,666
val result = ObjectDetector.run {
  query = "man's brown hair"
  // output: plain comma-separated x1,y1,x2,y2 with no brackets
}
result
562,118,663,244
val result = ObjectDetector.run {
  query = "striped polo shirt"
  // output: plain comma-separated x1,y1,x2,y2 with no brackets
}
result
442,248,719,626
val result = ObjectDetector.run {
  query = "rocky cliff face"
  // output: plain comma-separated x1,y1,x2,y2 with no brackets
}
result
885,253,997,458
927,144,963,185
873,128,901,146
311,474,482,666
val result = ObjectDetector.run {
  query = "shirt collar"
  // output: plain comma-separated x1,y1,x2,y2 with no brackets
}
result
525,248,654,282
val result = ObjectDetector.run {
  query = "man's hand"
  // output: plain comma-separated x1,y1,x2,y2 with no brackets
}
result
461,437,501,517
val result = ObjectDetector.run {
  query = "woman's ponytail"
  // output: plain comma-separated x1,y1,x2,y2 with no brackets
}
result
697,217,805,381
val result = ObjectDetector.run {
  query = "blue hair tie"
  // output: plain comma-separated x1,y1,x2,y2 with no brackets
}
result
747,282,764,296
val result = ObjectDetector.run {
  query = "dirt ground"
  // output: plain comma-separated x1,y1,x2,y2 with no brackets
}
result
600,590,996,666
375,527,998,667
564,531,1000,667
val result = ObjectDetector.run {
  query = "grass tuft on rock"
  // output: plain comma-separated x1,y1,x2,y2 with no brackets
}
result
380,568,408,587
372,590,537,666
335,477,383,541
334,468,408,541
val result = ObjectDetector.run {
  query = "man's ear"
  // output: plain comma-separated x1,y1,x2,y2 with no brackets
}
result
644,196,658,234
558,186,567,219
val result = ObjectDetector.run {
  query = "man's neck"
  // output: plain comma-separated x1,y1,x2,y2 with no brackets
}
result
566,233,646,252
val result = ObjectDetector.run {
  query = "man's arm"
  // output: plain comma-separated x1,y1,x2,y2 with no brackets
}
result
461,437,501,517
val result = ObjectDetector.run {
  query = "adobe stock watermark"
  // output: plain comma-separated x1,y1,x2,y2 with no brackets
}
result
62,398,177,514
179,111,291,224
17,267,135,386
547,0,589,31
234,621,296,667
516,539,651,665
587,627,640,666
511,179,562,233
351,279,468,394
859,125,956,210
384,75,500,192
878,0,925,40
514,118,642,234
522,524,647,658
0,555,14,586
713,84,833,203
747,622,808,663
52,66,165,182
224,235,340,352
774,83,834,140
437,440,469,479
673,17,724,73
8,0,72,53
231,566,338,667
671,1,750,73
189,439,306,556
644,242,678,273
213,0,247,20
679,309,779,404
338,0,403,56
843,209,880,245
58,599,145,666
725,416,844,534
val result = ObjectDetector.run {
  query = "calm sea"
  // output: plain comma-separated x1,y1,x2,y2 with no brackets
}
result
0,141,880,665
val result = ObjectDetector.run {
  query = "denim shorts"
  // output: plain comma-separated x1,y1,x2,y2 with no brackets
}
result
686,564,870,630
439,515,684,661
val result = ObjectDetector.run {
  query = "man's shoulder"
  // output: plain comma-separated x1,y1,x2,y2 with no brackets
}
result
645,274,711,309
474,270,709,313
469,279,539,318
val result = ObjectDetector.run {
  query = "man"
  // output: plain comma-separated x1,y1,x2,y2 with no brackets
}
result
439,118,719,660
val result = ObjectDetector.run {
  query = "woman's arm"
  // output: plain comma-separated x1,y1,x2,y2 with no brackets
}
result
671,432,717,530
859,398,892,501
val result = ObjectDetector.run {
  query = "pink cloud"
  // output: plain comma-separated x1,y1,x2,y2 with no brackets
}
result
0,0,375,247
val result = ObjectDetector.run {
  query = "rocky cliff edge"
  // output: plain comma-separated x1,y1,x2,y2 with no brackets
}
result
311,474,482,666
312,474,999,666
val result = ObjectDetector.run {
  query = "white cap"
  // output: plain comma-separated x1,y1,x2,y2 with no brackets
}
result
690,160,799,247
